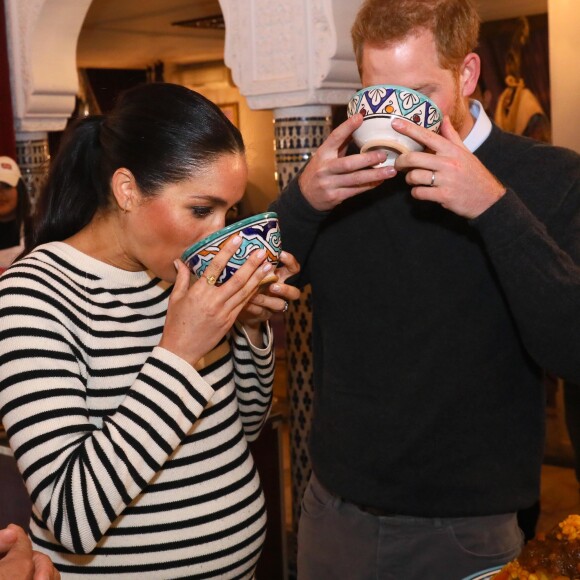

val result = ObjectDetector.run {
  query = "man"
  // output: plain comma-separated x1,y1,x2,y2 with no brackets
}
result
270,0,580,578
0,524,60,580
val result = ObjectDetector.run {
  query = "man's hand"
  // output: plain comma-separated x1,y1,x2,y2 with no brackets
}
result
298,113,397,211
393,116,506,219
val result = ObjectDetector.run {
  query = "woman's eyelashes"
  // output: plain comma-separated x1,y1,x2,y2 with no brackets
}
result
190,203,239,220
191,206,214,218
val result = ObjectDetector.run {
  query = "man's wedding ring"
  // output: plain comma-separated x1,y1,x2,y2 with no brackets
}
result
430,170,436,187
282,301,289,313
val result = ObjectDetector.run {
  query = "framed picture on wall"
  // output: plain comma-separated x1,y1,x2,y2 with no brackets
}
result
220,102,239,128
477,13,551,143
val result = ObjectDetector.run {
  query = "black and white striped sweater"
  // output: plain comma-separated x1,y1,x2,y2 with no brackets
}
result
0,242,274,579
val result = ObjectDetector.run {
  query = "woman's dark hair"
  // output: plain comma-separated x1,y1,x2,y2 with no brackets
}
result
26,83,245,253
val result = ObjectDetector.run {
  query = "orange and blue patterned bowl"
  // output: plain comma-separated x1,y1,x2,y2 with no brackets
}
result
181,212,282,285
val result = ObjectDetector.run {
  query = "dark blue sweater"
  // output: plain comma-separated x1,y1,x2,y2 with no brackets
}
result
271,124,580,517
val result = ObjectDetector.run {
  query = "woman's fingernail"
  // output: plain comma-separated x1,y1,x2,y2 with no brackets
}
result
231,235,242,246
257,249,266,259
271,284,281,293
262,263,272,272
280,251,287,260
173,259,180,271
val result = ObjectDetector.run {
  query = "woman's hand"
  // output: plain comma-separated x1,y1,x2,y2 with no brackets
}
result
237,250,301,340
160,235,275,367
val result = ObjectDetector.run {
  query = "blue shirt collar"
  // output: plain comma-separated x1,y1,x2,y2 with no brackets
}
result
463,99,493,153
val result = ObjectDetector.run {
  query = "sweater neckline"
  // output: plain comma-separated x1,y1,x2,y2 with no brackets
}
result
37,241,161,288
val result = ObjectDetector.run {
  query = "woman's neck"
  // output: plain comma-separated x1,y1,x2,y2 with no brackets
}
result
65,212,143,271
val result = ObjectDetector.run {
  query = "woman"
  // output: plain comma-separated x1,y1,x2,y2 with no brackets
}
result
0,83,300,578
0,155,30,270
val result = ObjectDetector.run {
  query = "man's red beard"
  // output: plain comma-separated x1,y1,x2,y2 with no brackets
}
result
449,73,469,133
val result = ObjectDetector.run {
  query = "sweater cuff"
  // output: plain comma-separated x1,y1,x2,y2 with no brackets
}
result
152,345,214,403
279,169,332,224
234,321,273,357
470,188,541,252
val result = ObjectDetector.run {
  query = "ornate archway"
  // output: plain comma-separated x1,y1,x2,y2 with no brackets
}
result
4,0,92,202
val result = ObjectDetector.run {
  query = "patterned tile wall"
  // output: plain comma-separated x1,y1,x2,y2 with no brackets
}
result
16,136,50,210
274,109,332,577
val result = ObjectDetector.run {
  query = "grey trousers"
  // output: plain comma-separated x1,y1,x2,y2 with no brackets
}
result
297,474,524,580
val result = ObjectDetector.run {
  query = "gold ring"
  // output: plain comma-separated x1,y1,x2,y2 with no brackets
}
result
205,274,217,286
430,170,436,187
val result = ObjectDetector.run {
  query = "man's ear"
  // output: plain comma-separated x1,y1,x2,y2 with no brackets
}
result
111,168,137,213
460,52,481,97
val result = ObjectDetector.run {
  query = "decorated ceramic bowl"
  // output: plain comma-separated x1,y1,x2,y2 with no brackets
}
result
347,84,443,166
462,566,502,580
181,211,282,285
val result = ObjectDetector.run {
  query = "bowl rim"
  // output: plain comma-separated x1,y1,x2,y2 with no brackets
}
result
349,84,442,117
461,565,503,580
181,211,278,261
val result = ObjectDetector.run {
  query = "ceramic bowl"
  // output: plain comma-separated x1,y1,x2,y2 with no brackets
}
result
462,566,502,580
347,84,443,166
181,211,282,285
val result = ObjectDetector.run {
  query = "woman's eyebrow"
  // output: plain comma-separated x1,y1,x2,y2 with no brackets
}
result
187,194,228,207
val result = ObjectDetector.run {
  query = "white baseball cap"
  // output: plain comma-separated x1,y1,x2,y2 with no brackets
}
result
0,156,22,187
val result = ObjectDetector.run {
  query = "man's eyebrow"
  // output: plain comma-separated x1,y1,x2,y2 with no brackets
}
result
412,84,437,94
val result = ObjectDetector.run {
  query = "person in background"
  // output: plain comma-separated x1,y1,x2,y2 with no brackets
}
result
0,156,30,270
0,524,59,580
0,82,300,578
494,16,552,144
270,0,580,578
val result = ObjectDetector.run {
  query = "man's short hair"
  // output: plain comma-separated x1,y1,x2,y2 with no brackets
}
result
351,0,480,74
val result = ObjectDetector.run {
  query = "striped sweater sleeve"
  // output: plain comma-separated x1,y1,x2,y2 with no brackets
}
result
231,322,275,441
0,266,216,554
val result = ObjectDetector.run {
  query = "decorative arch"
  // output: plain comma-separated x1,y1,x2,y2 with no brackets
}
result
219,0,361,110
5,0,92,132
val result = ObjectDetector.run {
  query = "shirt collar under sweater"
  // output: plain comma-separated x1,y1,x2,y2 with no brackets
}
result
464,99,493,153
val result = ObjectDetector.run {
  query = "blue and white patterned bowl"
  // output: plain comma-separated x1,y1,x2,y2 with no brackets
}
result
347,84,443,166
181,212,282,286
462,566,502,580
